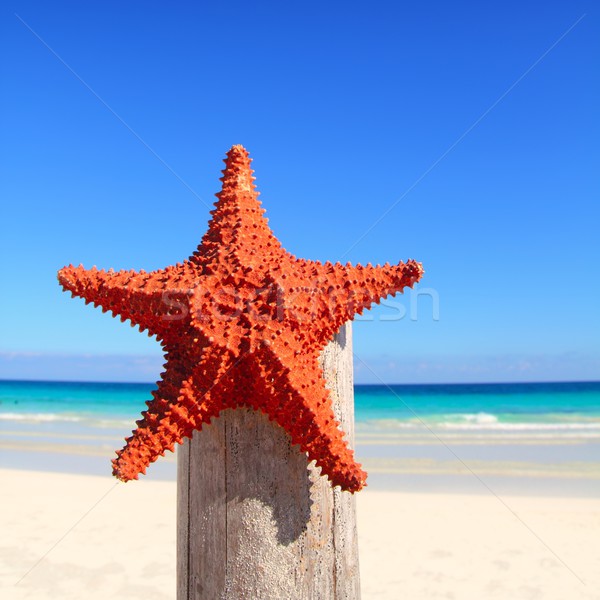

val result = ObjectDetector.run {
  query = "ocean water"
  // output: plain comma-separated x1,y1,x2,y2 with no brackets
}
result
1,379,599,434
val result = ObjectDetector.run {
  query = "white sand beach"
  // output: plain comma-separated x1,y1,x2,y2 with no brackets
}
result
2,468,599,600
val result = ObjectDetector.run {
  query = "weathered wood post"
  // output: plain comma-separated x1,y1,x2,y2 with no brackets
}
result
177,322,360,599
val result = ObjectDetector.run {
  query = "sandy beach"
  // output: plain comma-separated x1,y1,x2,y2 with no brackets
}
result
2,467,599,600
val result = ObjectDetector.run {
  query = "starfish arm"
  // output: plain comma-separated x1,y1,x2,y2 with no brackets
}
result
256,349,367,492
113,348,232,481
193,144,281,259
305,258,424,330
57,264,193,342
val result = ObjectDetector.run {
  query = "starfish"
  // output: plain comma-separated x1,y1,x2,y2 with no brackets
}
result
58,146,423,492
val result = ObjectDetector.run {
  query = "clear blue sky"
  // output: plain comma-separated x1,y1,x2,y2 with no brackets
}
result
1,1,598,384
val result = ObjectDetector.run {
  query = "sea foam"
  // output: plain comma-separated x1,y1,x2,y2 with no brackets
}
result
0,412,83,423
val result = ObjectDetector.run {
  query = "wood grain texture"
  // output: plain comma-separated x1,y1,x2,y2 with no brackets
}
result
177,322,360,599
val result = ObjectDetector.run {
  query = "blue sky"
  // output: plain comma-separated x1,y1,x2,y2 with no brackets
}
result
1,1,598,383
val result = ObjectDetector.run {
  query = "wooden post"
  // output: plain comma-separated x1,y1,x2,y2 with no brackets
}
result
177,322,360,599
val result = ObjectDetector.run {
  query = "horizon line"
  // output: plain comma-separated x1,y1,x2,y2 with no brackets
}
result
1,377,599,387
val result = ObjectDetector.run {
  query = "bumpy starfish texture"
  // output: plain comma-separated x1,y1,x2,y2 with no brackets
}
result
58,145,423,492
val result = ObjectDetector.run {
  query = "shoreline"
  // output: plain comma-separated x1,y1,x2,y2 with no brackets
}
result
2,447,599,499
2,419,599,498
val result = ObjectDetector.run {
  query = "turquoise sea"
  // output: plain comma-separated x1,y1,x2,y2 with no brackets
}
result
1,379,599,432
1,379,599,494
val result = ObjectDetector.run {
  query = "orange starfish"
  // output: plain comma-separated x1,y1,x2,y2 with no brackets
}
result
58,146,423,492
